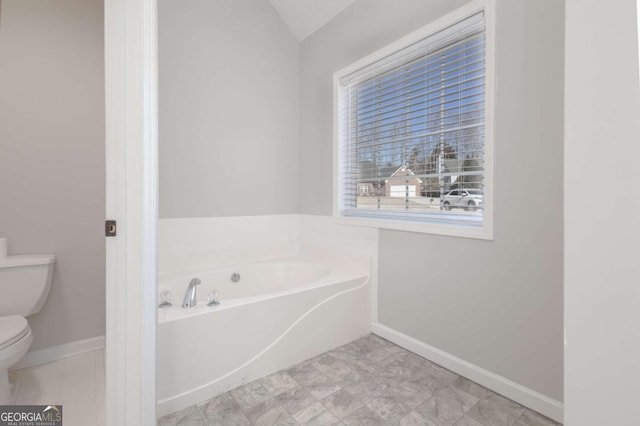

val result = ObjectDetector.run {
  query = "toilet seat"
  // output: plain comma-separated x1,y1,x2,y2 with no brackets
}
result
0,316,29,351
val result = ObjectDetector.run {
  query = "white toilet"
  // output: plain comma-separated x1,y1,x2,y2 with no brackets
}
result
0,238,55,403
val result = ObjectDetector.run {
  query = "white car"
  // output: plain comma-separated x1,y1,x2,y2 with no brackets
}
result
443,189,483,211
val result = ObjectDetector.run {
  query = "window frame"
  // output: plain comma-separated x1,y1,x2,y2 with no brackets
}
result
332,0,495,240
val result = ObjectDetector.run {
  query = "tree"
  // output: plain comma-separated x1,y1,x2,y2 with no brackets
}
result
456,157,483,189
422,143,457,197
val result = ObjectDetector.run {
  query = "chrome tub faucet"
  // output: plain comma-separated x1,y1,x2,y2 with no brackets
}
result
182,278,201,308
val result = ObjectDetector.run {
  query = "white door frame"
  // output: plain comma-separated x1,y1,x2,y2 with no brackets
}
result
105,0,158,424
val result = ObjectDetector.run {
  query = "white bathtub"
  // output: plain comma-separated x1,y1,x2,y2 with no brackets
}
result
156,258,370,416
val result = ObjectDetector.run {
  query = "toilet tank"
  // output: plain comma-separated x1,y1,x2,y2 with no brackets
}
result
0,241,55,317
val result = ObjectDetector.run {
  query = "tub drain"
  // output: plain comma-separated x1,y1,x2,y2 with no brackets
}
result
231,272,240,283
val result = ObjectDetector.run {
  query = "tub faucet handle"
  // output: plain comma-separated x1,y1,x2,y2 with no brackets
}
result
207,290,220,307
158,290,172,308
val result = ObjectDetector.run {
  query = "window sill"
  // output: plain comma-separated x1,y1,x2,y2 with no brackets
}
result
333,215,494,240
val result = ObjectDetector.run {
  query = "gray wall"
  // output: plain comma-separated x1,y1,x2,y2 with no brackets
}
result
0,0,105,350
300,0,564,401
565,0,640,423
159,0,300,218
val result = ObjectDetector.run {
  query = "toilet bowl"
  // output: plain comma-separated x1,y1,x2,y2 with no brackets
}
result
0,317,33,403
0,239,55,404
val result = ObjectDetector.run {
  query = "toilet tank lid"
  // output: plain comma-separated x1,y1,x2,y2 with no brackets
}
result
0,255,55,269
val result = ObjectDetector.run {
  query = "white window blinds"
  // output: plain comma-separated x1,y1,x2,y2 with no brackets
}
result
337,12,486,227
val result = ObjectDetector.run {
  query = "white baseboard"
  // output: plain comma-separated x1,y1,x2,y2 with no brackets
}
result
10,335,105,371
371,322,563,423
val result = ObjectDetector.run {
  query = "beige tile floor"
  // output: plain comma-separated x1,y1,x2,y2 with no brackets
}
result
159,334,561,426
8,349,105,426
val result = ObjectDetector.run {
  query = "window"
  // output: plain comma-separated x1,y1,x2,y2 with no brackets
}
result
334,1,494,239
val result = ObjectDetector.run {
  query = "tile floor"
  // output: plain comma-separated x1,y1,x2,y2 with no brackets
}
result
159,334,561,426
8,349,105,426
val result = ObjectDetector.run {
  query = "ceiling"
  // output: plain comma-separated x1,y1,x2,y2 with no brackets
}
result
269,0,357,41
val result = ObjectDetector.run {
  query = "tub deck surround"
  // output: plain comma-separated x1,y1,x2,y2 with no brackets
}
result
158,259,360,323
158,334,561,426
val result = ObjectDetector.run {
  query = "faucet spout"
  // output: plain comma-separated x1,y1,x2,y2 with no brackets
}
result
182,278,201,308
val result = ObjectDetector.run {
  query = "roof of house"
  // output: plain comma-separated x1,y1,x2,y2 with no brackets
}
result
386,166,423,183
356,161,400,182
